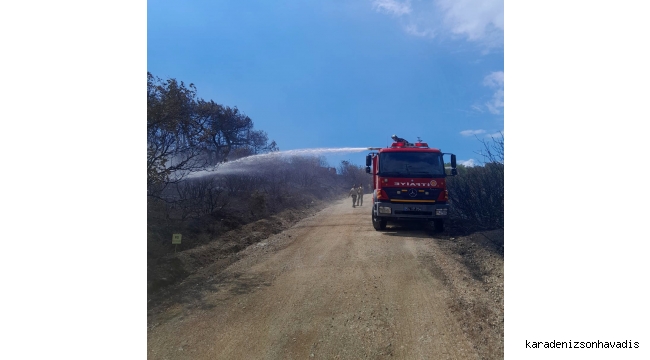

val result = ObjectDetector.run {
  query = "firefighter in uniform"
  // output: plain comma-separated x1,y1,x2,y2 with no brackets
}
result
349,184,357,207
357,184,364,206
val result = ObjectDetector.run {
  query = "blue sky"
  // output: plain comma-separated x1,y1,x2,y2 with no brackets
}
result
148,0,504,168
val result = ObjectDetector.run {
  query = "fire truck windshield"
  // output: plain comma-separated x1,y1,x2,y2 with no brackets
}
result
379,152,445,177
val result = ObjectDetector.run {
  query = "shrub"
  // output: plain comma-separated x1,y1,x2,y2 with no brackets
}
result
447,163,504,230
447,134,504,230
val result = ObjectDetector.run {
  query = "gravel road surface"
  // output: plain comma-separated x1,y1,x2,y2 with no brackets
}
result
147,195,503,359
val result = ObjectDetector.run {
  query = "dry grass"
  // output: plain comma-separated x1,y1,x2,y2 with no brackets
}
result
424,229,504,359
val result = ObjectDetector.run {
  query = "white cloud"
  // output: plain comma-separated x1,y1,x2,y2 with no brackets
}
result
372,0,412,16
461,129,503,139
436,0,503,41
405,24,435,38
483,71,503,87
460,129,486,136
460,159,477,167
371,0,503,47
485,88,503,114
482,71,504,114
486,131,504,138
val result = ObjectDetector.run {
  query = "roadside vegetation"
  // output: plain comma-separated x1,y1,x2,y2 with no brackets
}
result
147,73,367,260
446,134,504,233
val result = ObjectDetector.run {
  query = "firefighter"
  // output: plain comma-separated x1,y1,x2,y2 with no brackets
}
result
357,184,364,206
349,184,357,207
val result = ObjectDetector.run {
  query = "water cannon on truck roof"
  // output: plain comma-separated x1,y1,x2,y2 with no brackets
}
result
365,135,457,232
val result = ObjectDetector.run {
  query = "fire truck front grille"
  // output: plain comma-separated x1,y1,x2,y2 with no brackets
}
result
384,188,441,200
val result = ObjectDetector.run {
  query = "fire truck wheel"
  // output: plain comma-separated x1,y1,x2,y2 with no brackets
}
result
372,213,387,231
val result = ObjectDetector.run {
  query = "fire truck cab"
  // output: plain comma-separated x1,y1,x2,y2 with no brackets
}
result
366,135,457,232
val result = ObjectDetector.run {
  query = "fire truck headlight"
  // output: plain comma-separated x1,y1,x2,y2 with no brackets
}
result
379,206,392,214
435,209,448,216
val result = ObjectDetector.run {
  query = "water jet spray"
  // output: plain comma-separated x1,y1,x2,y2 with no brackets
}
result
187,147,369,178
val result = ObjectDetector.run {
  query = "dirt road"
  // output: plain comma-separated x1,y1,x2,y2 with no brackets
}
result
147,195,504,359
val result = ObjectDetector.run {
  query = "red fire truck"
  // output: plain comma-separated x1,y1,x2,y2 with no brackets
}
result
365,135,457,232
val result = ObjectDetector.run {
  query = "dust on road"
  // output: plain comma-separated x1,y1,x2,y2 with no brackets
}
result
147,195,503,359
